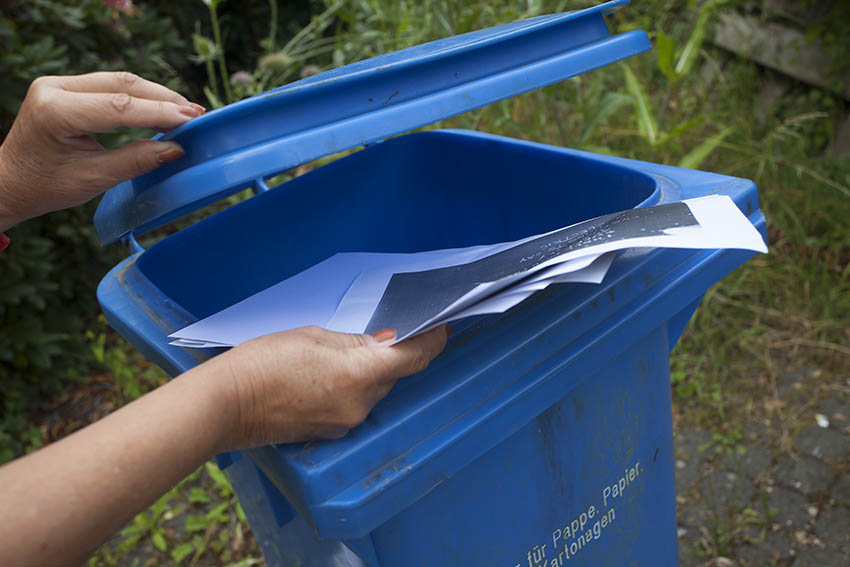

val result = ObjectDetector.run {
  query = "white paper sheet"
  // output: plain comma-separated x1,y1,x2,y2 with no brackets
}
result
169,244,506,347
171,195,766,348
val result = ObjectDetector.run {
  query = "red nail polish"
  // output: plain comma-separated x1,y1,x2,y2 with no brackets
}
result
371,329,396,343
156,145,185,164
178,105,202,118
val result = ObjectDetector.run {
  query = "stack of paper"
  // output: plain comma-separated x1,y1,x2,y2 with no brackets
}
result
170,195,767,347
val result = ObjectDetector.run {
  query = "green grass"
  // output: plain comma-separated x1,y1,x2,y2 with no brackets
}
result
89,462,259,567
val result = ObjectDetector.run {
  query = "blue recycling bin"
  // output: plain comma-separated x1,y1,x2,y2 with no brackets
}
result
94,2,765,565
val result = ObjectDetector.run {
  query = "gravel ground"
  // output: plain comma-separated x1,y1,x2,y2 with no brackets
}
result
675,370,850,566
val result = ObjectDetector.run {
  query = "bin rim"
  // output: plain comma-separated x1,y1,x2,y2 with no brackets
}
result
93,0,650,245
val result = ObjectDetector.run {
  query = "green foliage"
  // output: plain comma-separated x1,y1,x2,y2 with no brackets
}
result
655,30,677,83
192,0,344,106
0,1,192,126
673,0,721,77
90,462,253,566
119,484,175,554
0,206,120,462
698,428,746,459
677,126,733,169
622,63,658,144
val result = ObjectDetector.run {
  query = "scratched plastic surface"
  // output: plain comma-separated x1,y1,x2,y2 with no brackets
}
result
95,2,766,566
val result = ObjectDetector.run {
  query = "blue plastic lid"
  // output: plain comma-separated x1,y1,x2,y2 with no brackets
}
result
94,0,649,244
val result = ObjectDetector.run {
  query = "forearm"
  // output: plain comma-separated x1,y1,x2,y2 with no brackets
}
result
0,363,233,566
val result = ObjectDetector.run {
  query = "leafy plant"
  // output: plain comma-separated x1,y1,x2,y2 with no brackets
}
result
119,488,175,554
622,63,659,144
699,428,746,459
678,126,733,169
203,0,233,104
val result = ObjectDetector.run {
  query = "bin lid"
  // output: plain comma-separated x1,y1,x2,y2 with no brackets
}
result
94,0,650,244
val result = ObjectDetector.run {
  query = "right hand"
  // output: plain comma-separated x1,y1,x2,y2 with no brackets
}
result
194,325,449,450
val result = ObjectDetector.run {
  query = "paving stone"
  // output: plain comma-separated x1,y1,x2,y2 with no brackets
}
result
774,457,834,495
794,426,850,461
724,445,773,479
832,474,850,506
676,428,712,463
816,397,850,423
816,397,850,428
678,539,704,567
777,368,812,398
678,503,709,529
815,507,850,552
766,486,811,531
734,530,793,566
700,470,756,511
792,547,850,567
743,422,770,443
675,429,712,494
676,458,702,493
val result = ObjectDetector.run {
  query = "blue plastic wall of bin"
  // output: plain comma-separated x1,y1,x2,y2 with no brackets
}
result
97,130,766,566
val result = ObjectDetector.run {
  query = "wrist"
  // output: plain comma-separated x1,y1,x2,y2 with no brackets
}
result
176,355,242,455
0,146,25,231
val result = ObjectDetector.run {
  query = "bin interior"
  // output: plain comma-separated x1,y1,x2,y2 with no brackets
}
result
136,130,659,321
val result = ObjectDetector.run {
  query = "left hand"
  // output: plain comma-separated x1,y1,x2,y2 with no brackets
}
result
0,72,205,230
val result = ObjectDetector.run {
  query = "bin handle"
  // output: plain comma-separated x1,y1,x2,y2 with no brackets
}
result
121,232,144,253
119,177,273,252
252,177,271,195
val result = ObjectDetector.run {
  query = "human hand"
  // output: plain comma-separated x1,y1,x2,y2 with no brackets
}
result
0,72,204,231
193,325,449,449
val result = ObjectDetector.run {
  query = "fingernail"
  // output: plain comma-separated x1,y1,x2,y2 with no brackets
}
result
446,324,452,337
370,329,396,343
156,143,185,164
189,102,207,114
178,105,203,118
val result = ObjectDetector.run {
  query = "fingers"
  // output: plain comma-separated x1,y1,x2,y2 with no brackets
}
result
367,325,450,379
56,72,184,101
54,90,202,134
303,324,449,380
85,140,185,187
52,72,198,109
